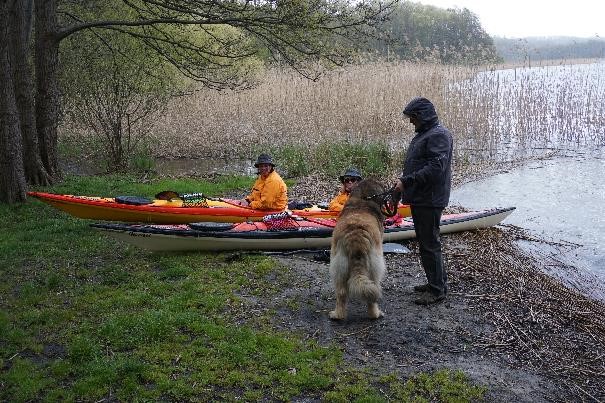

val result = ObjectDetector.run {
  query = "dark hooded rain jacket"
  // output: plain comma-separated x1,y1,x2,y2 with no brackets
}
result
400,97,453,208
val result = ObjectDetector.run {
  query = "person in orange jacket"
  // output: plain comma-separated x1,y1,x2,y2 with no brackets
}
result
328,168,363,211
241,154,288,210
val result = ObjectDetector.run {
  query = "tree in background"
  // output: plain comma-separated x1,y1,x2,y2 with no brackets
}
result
0,0,395,203
493,36,605,63
1,1,40,203
60,30,174,172
59,11,264,171
370,1,499,64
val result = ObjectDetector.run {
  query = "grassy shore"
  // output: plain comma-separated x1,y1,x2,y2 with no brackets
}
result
4,171,605,401
1,174,487,402
16,58,605,400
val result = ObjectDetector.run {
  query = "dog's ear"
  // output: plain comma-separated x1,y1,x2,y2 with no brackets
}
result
365,179,386,198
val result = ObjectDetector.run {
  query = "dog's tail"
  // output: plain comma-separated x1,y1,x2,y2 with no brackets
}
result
347,271,381,303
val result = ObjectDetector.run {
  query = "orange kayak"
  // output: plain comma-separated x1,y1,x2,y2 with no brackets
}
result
28,191,412,224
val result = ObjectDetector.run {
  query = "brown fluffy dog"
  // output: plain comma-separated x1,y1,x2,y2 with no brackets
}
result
329,179,386,320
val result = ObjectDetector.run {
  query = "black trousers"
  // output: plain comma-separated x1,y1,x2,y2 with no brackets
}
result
411,205,447,296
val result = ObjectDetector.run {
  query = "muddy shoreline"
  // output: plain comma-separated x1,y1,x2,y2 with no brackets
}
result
244,170,605,402
237,226,605,402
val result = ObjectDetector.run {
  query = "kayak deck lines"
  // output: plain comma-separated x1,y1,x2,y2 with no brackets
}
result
91,207,516,252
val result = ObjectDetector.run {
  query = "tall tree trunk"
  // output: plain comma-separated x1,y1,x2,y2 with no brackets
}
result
0,1,27,203
35,0,60,180
13,0,51,186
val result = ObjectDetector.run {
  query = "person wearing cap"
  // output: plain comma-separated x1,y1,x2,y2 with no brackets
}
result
394,97,453,306
328,168,363,211
241,153,288,210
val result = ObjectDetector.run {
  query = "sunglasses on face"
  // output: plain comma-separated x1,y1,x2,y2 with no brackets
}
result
343,177,359,183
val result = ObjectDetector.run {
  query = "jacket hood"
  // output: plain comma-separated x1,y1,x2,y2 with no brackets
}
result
403,97,438,128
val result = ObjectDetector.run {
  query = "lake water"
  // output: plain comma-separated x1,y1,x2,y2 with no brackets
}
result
450,153,605,298
154,157,256,176
446,61,605,299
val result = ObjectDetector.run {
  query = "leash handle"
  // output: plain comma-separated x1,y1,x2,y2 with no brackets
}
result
364,186,400,217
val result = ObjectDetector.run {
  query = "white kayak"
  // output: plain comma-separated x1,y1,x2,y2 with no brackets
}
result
91,207,515,252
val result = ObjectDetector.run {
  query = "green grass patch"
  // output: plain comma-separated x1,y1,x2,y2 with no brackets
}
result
1,174,485,401
263,141,399,178
389,369,487,402
325,369,486,402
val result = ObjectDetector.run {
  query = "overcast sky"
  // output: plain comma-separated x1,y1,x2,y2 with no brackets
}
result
413,0,604,38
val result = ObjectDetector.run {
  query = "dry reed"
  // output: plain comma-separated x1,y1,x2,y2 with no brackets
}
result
152,61,605,168
439,225,605,401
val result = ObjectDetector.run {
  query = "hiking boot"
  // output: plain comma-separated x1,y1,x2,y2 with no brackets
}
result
414,293,446,306
413,284,431,293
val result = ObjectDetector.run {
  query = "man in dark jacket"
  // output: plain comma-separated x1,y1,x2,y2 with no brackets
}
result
394,97,453,305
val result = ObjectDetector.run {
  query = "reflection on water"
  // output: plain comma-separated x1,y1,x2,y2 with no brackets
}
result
60,157,258,177
451,154,605,287
154,158,256,176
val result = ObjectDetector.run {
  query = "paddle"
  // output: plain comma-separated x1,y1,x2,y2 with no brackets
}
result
226,243,409,263
155,191,208,201
154,190,255,209
383,243,410,254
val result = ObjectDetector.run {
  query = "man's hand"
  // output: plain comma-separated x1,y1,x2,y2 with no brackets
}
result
394,179,403,192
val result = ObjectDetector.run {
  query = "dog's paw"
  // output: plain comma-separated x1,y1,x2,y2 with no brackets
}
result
368,306,384,319
328,310,345,320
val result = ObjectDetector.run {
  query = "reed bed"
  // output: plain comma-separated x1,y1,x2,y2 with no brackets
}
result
151,60,605,176
154,62,441,159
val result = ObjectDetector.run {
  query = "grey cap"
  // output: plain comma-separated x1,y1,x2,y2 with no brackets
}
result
339,168,363,183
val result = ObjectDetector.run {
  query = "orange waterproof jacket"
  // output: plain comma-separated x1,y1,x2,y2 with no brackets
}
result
246,171,288,210
328,191,349,212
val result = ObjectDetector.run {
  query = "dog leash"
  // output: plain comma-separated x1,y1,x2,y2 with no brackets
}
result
363,186,400,217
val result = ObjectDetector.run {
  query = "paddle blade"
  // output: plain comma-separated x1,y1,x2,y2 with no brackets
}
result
383,243,410,254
